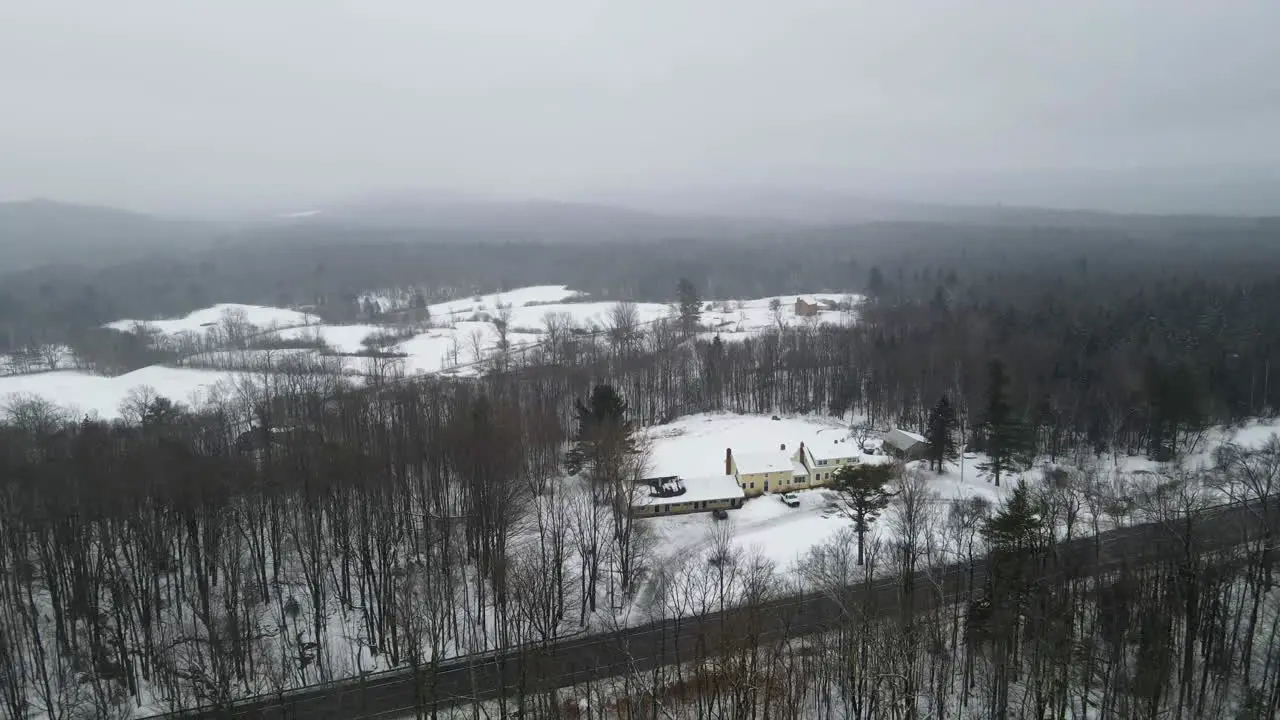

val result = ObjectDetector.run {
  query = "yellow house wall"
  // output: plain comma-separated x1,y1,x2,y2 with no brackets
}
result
781,473,813,490
805,455,860,487
737,469,790,496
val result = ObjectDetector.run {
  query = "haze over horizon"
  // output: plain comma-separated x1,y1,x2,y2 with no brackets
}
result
3,1,1279,216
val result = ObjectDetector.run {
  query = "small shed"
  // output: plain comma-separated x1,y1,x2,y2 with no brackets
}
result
882,428,928,460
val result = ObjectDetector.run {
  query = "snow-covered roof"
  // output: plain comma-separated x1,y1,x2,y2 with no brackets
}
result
883,428,926,450
802,432,861,461
734,451,792,475
791,460,809,477
638,475,745,507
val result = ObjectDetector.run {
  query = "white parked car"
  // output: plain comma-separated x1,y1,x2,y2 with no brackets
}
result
781,492,800,508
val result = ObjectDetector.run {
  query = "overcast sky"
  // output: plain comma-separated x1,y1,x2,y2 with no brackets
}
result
2,1,1278,213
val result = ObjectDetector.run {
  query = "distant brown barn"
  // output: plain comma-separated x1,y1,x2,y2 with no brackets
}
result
794,297,819,317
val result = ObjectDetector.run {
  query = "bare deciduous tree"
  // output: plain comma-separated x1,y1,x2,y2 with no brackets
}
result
607,301,640,352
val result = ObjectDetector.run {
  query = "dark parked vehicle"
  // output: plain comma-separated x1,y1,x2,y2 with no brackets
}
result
712,508,729,520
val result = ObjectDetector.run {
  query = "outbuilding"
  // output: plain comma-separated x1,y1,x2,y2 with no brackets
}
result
882,428,928,460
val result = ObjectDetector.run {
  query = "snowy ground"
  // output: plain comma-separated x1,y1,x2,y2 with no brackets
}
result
631,411,1280,624
275,323,384,353
505,300,672,333
0,345,77,375
5,287,861,415
0,366,238,418
700,293,857,341
392,322,544,375
363,284,584,318
638,413,1011,580
104,303,320,335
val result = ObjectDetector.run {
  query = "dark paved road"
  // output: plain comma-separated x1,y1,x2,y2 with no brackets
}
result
152,496,1279,720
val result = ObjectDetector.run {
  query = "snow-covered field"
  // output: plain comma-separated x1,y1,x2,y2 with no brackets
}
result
3,286,860,415
104,303,320,335
700,293,856,341
275,323,384,353
0,366,237,418
505,300,671,332
426,284,583,317
394,322,544,375
0,345,77,376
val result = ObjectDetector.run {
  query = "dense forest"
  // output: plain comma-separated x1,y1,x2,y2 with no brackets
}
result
3,212,1280,718
4,207,1280,355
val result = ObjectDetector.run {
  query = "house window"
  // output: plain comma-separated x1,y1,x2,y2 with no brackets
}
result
818,459,828,466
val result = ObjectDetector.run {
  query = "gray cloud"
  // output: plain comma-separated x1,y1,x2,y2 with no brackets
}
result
2,1,1278,213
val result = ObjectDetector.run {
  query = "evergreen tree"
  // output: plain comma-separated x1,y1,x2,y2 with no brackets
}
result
982,479,1047,552
832,463,897,565
867,266,886,298
929,285,949,314
978,359,1033,486
676,278,701,336
142,395,185,428
564,385,637,498
925,395,959,473
1144,359,1203,462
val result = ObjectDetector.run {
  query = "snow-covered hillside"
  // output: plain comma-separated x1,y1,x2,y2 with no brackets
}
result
3,286,860,417
103,303,319,335
0,366,237,418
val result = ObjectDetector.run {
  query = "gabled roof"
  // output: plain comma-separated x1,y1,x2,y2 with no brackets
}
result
803,432,861,461
734,451,792,475
883,428,926,451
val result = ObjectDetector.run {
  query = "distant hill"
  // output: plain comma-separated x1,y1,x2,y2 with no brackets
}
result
585,186,1272,234
4,191,1273,280
262,193,786,242
0,200,216,270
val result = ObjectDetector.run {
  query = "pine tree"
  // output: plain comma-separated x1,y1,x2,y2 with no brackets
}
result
867,266,886,298
978,359,1033,487
565,385,637,499
832,464,897,565
982,479,1047,551
925,395,959,473
676,278,701,336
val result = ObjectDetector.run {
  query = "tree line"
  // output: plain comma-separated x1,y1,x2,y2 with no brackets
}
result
3,231,1280,716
